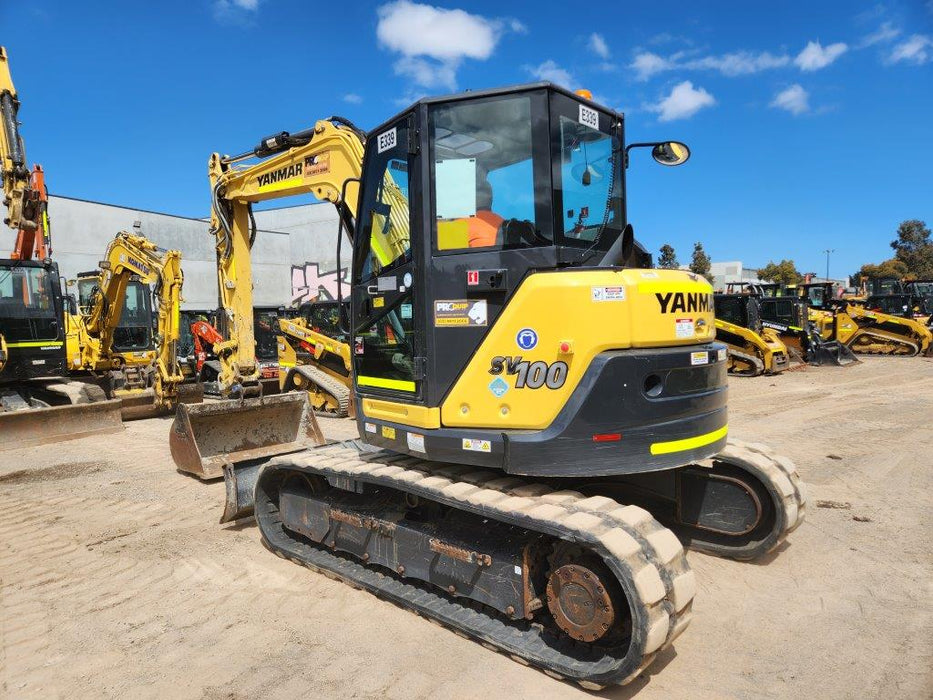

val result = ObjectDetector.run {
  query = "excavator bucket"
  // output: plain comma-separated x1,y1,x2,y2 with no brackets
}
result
169,392,324,480
0,399,124,450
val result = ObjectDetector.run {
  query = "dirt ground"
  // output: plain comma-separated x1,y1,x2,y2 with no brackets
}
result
1,357,931,699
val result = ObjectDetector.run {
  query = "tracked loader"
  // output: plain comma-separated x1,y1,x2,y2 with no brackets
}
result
277,300,354,416
802,283,931,356
191,84,807,688
756,283,857,366
713,285,791,374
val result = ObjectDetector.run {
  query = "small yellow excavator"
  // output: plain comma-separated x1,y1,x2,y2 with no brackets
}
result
173,84,807,688
276,300,354,416
714,284,791,375
69,227,196,418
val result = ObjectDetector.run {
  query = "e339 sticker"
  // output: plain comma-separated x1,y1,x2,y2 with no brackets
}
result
579,104,599,130
489,356,568,390
377,127,397,153
516,328,538,350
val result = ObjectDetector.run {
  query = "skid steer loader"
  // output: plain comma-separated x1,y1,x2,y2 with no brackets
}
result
713,287,791,374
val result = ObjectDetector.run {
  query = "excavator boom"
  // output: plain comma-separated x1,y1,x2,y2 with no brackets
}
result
170,118,366,479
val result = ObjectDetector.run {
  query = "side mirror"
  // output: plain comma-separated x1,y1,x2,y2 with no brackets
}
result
651,141,691,166
620,223,634,263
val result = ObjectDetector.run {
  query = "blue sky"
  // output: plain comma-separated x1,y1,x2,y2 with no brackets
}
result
3,0,932,278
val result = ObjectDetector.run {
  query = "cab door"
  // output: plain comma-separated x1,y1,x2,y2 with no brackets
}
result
351,116,423,400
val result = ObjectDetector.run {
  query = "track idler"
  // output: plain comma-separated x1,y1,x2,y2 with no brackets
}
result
593,438,807,560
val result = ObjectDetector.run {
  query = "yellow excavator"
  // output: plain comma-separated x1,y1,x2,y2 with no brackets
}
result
800,283,931,356
714,284,791,375
69,227,195,418
170,116,369,479
172,84,807,688
277,300,353,416
1,45,124,445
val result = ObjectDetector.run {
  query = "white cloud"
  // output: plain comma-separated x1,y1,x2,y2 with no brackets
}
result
589,33,610,59
342,93,363,104
377,1,500,61
794,40,848,71
212,0,259,23
527,60,573,87
393,56,458,90
858,21,901,48
770,84,810,115
631,49,789,80
686,51,789,76
649,81,715,122
887,34,932,65
631,51,675,80
376,1,522,90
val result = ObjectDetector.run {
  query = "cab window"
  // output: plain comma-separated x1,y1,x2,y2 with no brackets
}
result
430,93,551,252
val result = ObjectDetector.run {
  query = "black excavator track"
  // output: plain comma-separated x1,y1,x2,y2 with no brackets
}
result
252,443,696,688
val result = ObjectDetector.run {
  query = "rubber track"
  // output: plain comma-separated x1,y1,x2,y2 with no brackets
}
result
728,349,765,376
848,329,919,356
293,365,351,417
712,439,808,560
254,443,697,688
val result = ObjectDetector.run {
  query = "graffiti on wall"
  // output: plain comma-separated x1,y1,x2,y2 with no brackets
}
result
291,262,350,304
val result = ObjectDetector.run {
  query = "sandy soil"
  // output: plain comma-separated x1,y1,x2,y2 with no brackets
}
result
1,356,931,699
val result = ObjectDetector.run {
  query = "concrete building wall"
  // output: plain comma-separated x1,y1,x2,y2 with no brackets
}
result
709,261,762,292
47,195,345,310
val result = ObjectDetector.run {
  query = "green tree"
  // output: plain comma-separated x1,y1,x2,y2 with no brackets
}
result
890,219,933,277
854,258,909,282
658,243,679,269
688,242,713,282
758,259,804,286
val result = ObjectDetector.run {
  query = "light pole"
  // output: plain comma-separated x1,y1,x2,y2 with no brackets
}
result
823,248,835,282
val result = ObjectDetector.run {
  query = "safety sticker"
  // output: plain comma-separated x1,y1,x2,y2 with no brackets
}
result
377,127,397,153
691,351,709,366
488,377,509,397
640,271,659,279
579,104,599,130
405,432,426,453
462,438,492,453
381,426,396,439
377,276,396,291
354,337,364,355
373,296,385,308
516,328,538,350
467,270,480,286
364,422,377,433
434,299,487,326
592,286,626,302
717,348,727,362
675,318,694,338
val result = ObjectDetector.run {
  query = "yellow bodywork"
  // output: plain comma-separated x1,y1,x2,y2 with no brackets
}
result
714,318,790,375
75,232,186,409
208,121,368,392
440,269,716,430
816,303,932,355
0,333,6,373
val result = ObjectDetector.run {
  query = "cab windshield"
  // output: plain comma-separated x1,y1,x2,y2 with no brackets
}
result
0,264,56,318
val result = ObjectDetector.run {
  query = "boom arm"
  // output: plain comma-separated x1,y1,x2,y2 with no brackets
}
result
0,47,50,259
81,231,185,406
207,117,366,394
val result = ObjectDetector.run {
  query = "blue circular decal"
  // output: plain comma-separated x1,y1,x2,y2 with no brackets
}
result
516,328,538,350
